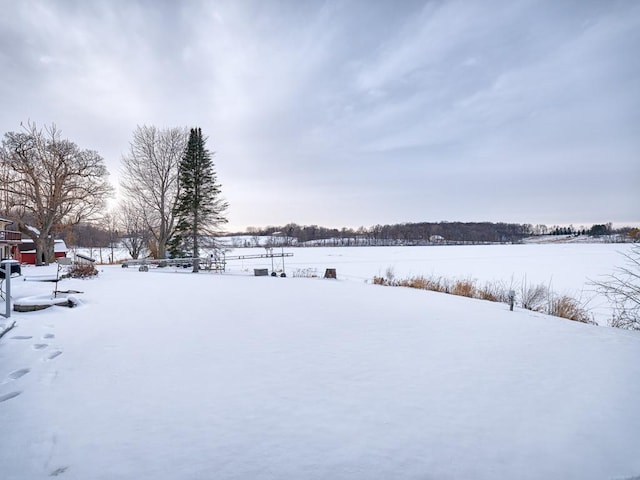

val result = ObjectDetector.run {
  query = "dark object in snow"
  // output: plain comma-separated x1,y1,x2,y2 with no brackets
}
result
0,259,21,278
139,265,149,272
14,297,77,312
0,320,17,340
49,466,69,477
76,253,96,263
254,268,269,276
324,268,337,279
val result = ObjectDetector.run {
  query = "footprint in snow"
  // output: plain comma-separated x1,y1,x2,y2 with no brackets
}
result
0,391,21,403
46,351,63,361
2,369,30,386
50,466,69,476
33,344,48,350
11,335,32,340
43,333,55,339
5,368,30,382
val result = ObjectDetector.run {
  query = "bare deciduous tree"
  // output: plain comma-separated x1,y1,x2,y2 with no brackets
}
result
0,122,113,265
118,200,149,260
592,245,640,330
120,125,187,259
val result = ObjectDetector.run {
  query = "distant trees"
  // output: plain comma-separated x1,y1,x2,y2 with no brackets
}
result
66,223,111,248
235,222,640,246
170,128,228,271
117,200,149,259
0,122,112,265
241,222,537,246
589,223,612,237
120,125,188,259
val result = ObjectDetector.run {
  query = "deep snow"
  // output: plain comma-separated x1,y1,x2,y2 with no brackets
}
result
1,245,639,479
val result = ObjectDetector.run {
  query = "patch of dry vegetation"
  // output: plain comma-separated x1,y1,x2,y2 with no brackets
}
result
68,264,99,278
373,271,594,325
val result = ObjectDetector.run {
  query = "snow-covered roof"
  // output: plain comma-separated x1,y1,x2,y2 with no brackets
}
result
18,239,68,253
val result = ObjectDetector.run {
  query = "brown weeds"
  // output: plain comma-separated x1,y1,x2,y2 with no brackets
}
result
372,272,593,325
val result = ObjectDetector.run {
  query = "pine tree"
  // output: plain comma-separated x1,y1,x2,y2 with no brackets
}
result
171,128,228,271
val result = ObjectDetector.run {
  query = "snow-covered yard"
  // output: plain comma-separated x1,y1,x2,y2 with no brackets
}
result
1,245,639,479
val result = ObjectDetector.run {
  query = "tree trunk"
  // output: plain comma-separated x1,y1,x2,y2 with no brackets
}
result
35,237,49,266
157,216,168,259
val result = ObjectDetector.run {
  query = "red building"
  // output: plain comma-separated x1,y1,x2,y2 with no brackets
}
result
0,218,68,264
13,239,68,265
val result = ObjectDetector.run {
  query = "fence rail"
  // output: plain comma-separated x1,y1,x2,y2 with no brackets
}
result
122,252,293,271
0,231,21,242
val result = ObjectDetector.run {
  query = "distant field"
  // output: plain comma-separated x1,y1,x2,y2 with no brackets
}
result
72,243,630,325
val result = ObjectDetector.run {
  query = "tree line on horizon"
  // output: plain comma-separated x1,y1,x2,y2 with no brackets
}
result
54,220,637,250
234,222,636,246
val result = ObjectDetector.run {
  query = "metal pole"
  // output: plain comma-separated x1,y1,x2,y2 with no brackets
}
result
4,263,10,318
281,245,285,275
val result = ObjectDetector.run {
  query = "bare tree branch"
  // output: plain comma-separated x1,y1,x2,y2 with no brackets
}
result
591,245,640,330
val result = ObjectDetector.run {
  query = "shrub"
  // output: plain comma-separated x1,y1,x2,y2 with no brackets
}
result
520,281,548,312
385,266,396,283
372,272,595,325
548,295,594,324
477,282,504,302
372,276,387,285
68,264,99,278
451,279,476,298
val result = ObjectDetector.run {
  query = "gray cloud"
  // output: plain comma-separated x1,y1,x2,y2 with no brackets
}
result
1,0,638,229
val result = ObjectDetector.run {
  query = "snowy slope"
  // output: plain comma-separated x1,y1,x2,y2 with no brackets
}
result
224,243,629,324
1,266,639,480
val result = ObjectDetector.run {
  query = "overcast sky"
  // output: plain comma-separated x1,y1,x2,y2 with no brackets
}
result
1,0,638,231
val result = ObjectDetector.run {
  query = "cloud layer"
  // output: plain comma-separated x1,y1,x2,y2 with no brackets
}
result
1,0,638,229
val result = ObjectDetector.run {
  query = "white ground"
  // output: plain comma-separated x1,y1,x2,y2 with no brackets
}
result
1,244,639,479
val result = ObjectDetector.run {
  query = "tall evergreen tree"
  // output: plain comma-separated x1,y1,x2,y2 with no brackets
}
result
170,128,228,272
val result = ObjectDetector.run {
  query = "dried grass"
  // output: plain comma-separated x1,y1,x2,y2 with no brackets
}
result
371,272,593,325
549,295,593,324
451,279,476,298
